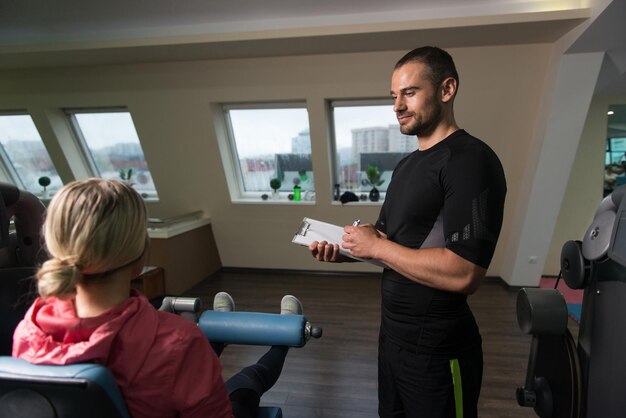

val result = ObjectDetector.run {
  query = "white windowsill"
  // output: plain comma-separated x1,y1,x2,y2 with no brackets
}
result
330,200,384,206
230,197,316,205
148,214,211,239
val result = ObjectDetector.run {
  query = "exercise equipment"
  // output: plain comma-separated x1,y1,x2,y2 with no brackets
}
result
199,311,322,347
0,297,323,418
161,296,323,346
0,182,46,269
516,185,626,418
0,359,131,418
0,182,46,356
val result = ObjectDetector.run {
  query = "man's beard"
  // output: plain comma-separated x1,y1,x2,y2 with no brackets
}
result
399,100,443,138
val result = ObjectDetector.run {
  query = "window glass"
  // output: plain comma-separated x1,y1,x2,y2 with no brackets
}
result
605,137,626,197
225,105,313,201
0,113,62,196
331,101,416,201
606,137,626,165
68,110,158,199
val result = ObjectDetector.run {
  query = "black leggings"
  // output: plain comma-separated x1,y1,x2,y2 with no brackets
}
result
211,342,288,418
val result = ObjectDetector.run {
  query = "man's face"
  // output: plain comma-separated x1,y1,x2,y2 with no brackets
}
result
391,61,443,137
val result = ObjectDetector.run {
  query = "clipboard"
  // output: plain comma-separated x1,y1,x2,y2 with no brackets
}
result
292,217,387,268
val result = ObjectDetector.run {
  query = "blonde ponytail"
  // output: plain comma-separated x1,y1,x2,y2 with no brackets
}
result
36,256,81,299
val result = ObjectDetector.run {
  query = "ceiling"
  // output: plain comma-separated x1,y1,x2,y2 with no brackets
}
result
0,1,590,67
0,1,589,43
0,0,624,100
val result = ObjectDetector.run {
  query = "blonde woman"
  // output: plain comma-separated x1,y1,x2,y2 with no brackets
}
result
12,178,299,418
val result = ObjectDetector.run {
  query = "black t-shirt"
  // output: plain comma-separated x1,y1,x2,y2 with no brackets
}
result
375,129,506,356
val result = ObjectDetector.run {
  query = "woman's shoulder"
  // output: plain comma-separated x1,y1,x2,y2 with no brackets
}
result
156,310,205,340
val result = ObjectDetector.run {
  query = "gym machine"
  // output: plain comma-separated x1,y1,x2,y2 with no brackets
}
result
516,186,626,417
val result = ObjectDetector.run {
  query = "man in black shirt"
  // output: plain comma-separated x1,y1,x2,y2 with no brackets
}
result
309,46,506,418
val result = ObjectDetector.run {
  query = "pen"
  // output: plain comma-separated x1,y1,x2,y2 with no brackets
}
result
352,219,361,226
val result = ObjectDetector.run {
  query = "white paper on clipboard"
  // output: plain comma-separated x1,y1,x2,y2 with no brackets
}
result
292,217,387,268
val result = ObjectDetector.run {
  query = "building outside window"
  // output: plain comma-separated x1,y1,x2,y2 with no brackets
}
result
0,113,62,196
223,103,314,201
66,109,158,199
330,100,416,202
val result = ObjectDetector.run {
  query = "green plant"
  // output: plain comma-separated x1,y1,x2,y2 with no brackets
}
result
38,176,51,191
119,168,133,183
364,165,385,188
269,178,282,192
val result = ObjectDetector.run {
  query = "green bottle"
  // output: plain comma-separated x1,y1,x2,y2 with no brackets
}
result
293,185,301,201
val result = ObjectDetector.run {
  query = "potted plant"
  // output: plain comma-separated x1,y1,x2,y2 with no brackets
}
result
38,176,51,198
269,178,282,199
119,168,134,185
364,165,385,202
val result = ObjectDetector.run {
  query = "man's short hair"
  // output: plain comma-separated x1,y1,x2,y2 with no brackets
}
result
394,46,459,89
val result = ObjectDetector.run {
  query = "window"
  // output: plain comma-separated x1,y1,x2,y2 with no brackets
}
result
606,137,626,165
604,105,626,197
67,109,158,199
223,103,313,201
0,112,62,196
330,100,416,202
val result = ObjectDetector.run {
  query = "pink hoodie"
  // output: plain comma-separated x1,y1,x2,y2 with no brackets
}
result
12,291,233,418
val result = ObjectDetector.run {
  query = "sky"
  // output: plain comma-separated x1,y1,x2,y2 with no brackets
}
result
0,112,139,150
229,104,399,158
75,112,140,149
0,114,42,142
0,104,402,159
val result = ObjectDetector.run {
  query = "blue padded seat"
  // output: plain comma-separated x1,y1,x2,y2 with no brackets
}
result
0,357,131,418
257,406,283,418
0,357,282,418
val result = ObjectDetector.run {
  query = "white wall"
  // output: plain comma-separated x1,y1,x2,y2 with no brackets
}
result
502,52,605,286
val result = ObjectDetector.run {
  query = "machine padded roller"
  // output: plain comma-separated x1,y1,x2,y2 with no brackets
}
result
198,311,309,347
516,288,568,336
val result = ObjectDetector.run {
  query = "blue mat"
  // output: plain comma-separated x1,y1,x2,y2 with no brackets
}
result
567,303,582,323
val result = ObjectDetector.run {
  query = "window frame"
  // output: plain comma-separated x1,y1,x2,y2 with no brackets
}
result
328,98,412,204
0,110,62,195
221,101,315,203
0,133,21,186
65,107,159,201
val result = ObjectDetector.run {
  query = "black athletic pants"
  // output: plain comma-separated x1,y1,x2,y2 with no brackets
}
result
378,334,483,418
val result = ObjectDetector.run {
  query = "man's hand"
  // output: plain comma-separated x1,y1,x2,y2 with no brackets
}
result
309,223,386,263
309,240,342,262
342,224,387,259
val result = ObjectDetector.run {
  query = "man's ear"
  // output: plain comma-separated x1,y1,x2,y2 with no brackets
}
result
440,77,457,103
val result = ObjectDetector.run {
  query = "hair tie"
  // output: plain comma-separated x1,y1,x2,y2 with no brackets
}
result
56,257,79,270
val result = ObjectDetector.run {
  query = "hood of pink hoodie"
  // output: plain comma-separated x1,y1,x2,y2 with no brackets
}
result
12,291,157,387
